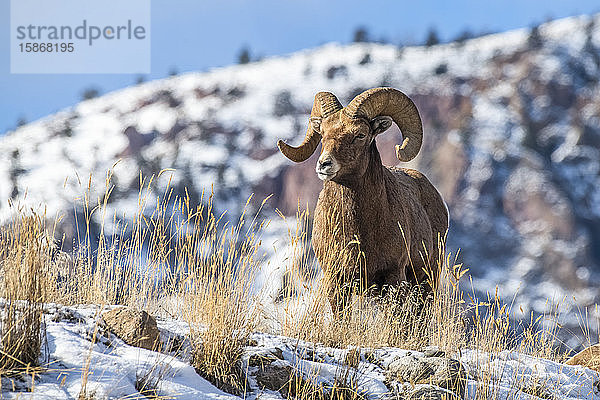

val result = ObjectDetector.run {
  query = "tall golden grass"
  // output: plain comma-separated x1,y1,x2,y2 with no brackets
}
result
0,168,594,398
0,169,269,393
0,209,51,376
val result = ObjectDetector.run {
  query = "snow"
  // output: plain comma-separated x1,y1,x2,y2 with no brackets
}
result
461,350,599,399
3,305,237,400
4,303,599,399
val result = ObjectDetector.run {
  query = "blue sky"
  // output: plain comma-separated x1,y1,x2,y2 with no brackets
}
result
1,0,599,134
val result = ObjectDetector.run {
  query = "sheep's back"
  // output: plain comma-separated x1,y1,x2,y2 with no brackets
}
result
387,166,449,252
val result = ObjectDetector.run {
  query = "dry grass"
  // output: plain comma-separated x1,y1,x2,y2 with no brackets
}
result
0,168,267,395
182,196,267,394
52,169,176,308
0,168,595,399
282,367,368,400
78,309,101,400
274,210,465,352
0,208,52,377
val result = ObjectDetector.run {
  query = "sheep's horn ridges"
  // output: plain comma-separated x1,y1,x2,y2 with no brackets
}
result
344,87,423,162
277,92,342,163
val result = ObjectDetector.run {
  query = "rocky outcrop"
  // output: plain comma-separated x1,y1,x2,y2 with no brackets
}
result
101,307,160,351
385,350,466,399
244,336,469,400
403,385,461,400
566,344,600,372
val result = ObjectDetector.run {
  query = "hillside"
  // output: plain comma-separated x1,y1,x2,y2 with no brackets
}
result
5,304,597,400
1,14,600,343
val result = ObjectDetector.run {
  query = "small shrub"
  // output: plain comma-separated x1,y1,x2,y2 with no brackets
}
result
274,90,297,117
81,87,100,100
326,66,348,80
435,63,448,75
358,53,371,65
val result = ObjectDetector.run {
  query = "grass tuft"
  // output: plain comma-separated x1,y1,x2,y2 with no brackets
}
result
0,208,51,377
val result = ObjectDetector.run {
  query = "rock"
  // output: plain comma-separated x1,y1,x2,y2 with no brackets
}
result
248,348,284,367
422,346,446,358
101,307,160,351
255,360,294,395
408,385,461,399
566,344,600,371
386,354,466,398
518,378,554,399
253,355,324,399
51,307,85,324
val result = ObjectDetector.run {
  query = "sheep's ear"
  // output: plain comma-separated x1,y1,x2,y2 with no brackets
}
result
370,116,393,135
309,117,322,133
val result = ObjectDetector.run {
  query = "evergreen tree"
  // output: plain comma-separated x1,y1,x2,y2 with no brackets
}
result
81,87,100,100
528,25,543,49
425,28,440,47
353,26,369,43
453,29,474,44
237,46,251,64
16,116,27,128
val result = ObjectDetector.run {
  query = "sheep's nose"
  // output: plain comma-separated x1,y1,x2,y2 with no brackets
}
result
317,154,334,171
316,153,338,180
319,159,332,168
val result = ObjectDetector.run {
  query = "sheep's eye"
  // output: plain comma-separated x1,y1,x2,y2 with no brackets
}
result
352,133,367,143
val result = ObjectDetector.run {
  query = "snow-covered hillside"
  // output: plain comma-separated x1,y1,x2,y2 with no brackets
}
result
4,304,599,400
1,15,600,343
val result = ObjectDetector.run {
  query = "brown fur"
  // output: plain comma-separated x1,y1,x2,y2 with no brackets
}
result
311,111,448,315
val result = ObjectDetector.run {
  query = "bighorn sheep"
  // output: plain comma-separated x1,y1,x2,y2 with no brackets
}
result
277,87,448,315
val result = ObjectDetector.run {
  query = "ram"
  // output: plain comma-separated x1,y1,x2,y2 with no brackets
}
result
277,87,448,316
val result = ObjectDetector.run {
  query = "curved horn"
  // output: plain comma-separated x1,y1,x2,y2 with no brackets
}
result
344,87,423,162
277,92,342,163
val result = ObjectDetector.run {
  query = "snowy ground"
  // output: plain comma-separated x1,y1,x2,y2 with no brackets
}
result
2,304,599,399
